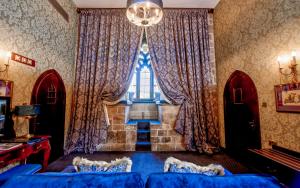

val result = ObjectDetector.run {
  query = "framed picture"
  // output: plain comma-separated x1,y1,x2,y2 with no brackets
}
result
274,83,300,113
0,80,13,98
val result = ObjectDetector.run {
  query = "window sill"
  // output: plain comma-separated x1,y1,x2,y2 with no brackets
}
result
119,100,169,105
132,100,156,103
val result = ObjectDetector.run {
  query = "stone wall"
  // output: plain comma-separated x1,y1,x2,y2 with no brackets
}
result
151,105,185,151
214,0,300,152
129,103,158,120
97,104,137,151
96,103,186,151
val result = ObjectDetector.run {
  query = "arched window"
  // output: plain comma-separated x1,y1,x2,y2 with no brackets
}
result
47,84,57,104
128,43,160,101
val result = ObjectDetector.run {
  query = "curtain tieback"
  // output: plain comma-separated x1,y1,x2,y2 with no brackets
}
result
102,103,111,126
183,99,194,108
101,99,123,127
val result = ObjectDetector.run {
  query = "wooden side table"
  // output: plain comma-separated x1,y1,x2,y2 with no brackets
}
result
0,136,51,171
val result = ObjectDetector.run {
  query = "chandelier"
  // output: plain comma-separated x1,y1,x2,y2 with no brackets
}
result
126,0,163,27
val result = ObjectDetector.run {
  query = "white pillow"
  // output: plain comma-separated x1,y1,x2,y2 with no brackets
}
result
72,157,132,173
164,157,225,176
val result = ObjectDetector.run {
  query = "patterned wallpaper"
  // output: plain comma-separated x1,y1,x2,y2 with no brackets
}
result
0,0,77,138
214,0,300,152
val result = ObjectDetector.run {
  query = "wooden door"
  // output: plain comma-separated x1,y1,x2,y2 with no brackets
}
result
224,70,261,154
31,69,66,162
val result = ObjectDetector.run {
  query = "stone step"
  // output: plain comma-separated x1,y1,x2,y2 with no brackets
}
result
137,130,150,133
137,130,150,142
126,120,161,126
137,122,150,130
136,121,151,151
135,141,151,151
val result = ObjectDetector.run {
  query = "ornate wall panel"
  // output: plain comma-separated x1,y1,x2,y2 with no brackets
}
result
214,0,300,152
0,0,78,139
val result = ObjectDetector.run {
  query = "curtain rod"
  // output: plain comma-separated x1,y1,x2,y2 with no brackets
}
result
77,8,214,14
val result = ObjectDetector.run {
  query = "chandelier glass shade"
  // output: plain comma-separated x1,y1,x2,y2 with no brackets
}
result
126,0,163,27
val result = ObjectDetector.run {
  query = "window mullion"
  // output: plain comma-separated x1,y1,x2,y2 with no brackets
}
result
150,67,154,99
136,68,140,100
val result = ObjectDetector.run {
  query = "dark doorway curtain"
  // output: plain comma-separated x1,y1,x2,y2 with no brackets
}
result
146,9,219,153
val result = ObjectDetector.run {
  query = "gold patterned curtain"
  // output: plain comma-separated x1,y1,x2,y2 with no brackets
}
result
146,9,219,153
66,9,142,154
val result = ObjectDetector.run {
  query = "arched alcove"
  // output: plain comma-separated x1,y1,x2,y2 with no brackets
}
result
223,70,261,154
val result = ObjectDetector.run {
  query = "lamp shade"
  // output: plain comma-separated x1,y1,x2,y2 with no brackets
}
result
127,0,163,8
126,0,163,27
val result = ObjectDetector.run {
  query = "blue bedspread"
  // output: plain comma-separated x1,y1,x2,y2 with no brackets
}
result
146,173,284,188
1,172,144,188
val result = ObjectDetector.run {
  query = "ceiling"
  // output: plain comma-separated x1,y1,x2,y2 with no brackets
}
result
72,0,220,9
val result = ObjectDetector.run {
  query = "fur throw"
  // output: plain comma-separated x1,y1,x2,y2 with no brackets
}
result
164,157,225,176
73,157,132,173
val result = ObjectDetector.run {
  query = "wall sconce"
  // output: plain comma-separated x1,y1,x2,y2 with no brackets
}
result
277,51,298,83
0,49,11,73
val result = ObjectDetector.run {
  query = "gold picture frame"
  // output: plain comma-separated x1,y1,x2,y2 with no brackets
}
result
274,83,300,113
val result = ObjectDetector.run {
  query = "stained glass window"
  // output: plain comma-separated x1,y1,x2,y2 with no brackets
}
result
128,43,160,101
140,67,151,99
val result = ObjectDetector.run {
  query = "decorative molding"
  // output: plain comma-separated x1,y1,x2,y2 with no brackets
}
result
214,0,300,152
0,0,77,138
